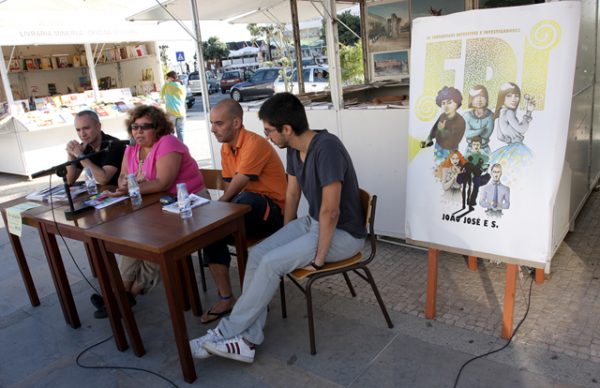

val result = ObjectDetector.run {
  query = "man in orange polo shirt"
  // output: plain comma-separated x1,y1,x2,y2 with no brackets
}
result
202,99,286,323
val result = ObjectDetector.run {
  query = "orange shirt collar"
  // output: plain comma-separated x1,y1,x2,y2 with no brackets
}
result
223,126,248,156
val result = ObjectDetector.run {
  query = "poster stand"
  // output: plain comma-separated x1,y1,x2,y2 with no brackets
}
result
424,248,544,339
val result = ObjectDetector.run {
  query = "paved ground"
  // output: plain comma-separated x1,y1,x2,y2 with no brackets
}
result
0,174,599,387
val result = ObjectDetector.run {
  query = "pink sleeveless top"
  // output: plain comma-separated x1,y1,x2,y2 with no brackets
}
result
125,134,204,195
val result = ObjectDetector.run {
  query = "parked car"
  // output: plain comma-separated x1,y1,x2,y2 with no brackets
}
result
229,67,281,102
207,73,219,94
185,85,195,108
187,71,219,95
273,65,330,94
187,72,202,95
220,69,253,94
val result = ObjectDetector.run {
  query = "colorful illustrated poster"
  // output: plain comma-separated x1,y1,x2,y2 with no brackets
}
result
405,2,581,266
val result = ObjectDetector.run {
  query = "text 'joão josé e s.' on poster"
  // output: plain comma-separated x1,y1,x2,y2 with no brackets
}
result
405,2,581,266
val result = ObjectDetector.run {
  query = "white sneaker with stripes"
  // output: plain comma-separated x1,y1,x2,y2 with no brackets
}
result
203,335,255,363
189,329,223,359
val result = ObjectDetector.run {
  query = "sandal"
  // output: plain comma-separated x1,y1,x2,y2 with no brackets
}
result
200,294,234,324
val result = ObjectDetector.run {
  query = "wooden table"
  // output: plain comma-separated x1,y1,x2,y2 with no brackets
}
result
87,201,250,383
30,193,162,336
0,192,161,335
0,197,58,307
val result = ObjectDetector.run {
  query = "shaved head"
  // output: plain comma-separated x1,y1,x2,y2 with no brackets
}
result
213,99,243,121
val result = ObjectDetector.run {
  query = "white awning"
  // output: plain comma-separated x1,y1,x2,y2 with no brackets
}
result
0,0,186,45
127,0,353,24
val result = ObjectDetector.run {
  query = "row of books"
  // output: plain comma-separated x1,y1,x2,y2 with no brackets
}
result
98,44,148,64
12,90,162,129
6,44,148,72
8,54,87,72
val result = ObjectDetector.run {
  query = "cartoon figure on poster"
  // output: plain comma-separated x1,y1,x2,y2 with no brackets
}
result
420,86,465,164
419,82,535,220
490,82,536,181
454,136,490,219
463,85,494,155
436,150,466,202
479,163,511,216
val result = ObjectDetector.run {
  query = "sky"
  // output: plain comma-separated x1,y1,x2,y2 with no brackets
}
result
159,20,253,70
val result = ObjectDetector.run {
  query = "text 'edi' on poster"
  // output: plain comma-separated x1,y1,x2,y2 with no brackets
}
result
405,2,581,266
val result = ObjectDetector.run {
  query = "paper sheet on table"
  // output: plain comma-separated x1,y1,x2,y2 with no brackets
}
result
6,202,41,237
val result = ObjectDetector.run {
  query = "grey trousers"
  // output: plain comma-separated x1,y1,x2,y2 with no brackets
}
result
217,215,364,345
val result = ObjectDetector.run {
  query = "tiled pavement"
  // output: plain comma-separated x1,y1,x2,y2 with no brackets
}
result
317,190,600,364
1,173,600,387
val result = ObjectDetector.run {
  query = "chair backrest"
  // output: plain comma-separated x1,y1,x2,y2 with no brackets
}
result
358,188,378,264
200,168,225,191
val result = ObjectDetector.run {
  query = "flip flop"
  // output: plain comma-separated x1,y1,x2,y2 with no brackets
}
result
200,308,233,324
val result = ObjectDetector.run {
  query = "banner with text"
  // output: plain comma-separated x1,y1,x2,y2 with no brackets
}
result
405,2,581,265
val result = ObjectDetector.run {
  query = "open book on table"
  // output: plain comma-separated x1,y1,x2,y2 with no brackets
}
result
26,184,87,202
162,194,210,214
84,194,129,209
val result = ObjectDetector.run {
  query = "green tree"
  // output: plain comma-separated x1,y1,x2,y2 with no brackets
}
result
201,36,229,63
158,45,170,77
339,42,364,85
321,10,361,46
247,23,275,61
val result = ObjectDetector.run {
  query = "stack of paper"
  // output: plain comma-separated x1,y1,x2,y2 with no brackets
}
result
84,194,129,209
26,185,87,202
162,194,210,214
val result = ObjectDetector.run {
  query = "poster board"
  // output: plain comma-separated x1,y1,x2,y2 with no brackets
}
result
405,2,581,266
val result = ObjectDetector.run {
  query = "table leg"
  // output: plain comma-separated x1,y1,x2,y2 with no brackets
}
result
2,211,40,306
161,258,196,383
176,260,191,312
38,223,80,329
425,248,439,319
233,216,248,288
467,256,478,271
86,239,128,352
501,264,518,339
98,240,145,357
183,255,202,316
535,268,544,284
84,242,97,278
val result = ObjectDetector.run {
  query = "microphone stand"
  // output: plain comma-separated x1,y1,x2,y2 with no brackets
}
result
31,147,108,220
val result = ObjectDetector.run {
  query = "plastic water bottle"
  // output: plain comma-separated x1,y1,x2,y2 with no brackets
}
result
177,182,192,219
83,167,98,195
127,173,142,207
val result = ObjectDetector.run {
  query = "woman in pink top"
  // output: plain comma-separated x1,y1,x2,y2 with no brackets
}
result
115,105,205,195
92,105,207,319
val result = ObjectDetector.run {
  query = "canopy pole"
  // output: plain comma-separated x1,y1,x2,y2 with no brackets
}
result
290,0,305,94
0,46,16,114
359,0,370,84
189,0,215,165
323,0,343,110
84,43,99,100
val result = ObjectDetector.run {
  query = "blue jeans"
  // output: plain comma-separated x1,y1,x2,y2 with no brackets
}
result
171,116,185,142
217,215,364,345
203,192,283,266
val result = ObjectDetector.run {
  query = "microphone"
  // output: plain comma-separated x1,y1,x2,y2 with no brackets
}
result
108,139,132,147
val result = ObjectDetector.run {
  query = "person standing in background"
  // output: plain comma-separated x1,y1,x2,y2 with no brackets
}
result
161,70,187,142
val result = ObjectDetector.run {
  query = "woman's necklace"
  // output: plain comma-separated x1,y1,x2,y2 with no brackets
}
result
137,148,149,180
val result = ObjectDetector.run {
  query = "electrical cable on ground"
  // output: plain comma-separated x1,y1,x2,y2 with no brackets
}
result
453,267,535,388
44,175,178,387
75,335,180,388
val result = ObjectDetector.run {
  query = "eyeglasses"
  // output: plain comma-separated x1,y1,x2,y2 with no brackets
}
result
263,128,278,137
131,123,155,131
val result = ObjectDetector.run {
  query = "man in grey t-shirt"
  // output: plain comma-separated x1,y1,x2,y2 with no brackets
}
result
189,92,366,363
